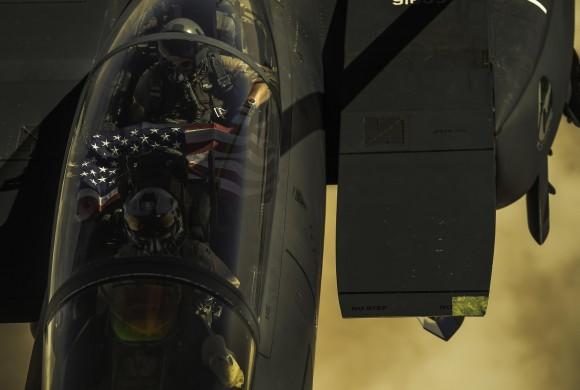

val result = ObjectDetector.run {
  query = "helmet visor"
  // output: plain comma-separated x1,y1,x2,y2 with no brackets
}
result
101,282,181,342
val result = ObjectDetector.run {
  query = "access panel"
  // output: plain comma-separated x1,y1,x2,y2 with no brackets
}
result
336,0,496,317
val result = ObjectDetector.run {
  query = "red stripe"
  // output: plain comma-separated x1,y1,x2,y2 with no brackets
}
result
184,123,239,135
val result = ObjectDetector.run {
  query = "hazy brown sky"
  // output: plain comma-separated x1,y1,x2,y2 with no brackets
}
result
2,3,580,390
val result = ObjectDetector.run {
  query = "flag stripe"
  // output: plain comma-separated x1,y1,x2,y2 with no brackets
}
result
75,123,275,200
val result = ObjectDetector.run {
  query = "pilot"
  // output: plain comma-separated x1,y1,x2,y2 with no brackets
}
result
116,148,241,288
120,185,240,288
74,127,242,287
131,17,271,126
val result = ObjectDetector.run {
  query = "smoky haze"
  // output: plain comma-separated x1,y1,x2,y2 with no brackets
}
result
2,3,580,390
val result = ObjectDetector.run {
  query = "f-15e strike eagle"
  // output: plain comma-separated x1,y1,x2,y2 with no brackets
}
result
0,0,577,389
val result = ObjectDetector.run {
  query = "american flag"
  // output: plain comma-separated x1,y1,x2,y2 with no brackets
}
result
73,123,269,212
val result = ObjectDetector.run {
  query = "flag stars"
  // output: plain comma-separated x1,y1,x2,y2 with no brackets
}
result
81,126,190,191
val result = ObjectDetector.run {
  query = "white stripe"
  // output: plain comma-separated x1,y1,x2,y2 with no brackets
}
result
527,0,547,14
98,188,120,207
187,151,210,165
77,187,119,209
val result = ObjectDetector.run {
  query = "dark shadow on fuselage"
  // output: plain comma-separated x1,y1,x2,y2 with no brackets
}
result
0,78,87,323
321,0,454,184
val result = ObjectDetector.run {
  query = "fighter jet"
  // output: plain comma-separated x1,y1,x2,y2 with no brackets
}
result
0,0,577,389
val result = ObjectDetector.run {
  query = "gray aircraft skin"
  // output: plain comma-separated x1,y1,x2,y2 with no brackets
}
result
0,0,577,389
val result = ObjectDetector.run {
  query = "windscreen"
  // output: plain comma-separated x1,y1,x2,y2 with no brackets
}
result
109,0,276,69
43,279,255,390
49,37,279,313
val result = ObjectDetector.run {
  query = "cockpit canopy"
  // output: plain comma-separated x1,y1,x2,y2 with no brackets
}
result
51,36,279,309
45,3,280,388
